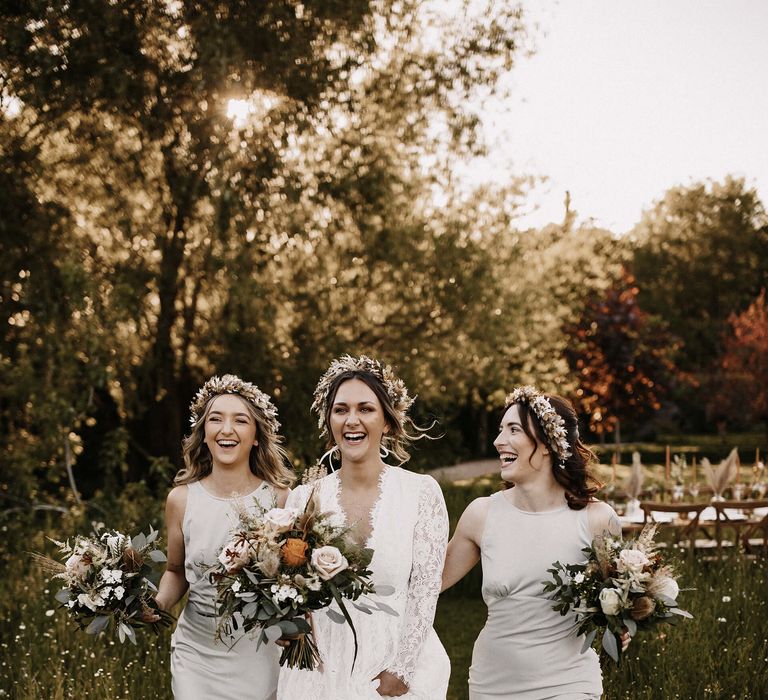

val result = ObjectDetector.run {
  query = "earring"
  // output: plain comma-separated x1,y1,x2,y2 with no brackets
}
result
320,445,341,472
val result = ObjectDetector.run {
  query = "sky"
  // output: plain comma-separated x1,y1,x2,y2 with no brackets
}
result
462,0,768,233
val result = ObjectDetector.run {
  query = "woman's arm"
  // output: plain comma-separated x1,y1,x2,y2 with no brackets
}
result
383,477,448,693
441,496,490,592
154,486,189,612
587,500,622,539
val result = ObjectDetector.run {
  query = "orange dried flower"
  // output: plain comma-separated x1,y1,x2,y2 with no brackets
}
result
282,538,309,567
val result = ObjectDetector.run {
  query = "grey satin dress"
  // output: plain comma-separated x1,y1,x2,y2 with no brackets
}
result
469,491,602,700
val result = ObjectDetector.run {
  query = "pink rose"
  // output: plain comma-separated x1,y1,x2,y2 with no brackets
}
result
264,508,298,533
310,546,349,580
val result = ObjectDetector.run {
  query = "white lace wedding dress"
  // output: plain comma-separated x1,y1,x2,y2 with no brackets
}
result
277,466,450,699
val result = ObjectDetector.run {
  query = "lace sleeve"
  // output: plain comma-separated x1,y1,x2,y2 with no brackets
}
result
387,477,448,686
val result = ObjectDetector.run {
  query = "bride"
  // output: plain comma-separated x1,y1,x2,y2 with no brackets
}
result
277,355,450,699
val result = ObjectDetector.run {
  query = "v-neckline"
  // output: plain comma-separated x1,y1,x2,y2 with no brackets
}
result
333,465,390,549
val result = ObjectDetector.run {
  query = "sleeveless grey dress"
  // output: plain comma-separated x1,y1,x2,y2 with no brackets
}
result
469,491,602,700
170,480,280,699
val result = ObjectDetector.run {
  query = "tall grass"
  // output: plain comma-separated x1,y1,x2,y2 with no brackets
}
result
2,481,767,698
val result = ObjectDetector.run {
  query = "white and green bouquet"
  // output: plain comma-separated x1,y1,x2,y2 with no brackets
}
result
210,492,394,670
543,525,692,662
35,527,174,644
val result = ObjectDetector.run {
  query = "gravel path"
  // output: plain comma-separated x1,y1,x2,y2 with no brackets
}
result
430,458,500,482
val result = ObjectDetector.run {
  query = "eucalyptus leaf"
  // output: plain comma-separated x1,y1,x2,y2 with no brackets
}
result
623,618,637,636
374,584,395,596
264,624,283,642
86,615,110,635
602,628,620,663
54,589,70,604
149,549,167,563
669,607,694,619
278,620,299,637
580,628,597,654
131,533,147,551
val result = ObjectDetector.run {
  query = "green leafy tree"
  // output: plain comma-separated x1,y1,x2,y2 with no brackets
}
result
631,177,768,372
0,1,530,489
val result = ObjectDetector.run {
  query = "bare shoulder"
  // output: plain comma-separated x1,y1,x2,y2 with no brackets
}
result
586,499,621,537
165,485,189,517
458,495,493,542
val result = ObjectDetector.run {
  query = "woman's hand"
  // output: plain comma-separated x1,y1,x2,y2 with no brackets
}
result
373,671,408,697
620,628,632,652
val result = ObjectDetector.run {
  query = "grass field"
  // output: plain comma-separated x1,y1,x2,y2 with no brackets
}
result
2,480,768,699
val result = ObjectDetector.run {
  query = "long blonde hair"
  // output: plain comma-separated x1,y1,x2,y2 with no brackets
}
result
175,394,294,488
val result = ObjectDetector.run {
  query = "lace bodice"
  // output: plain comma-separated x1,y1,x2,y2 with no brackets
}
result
281,466,449,696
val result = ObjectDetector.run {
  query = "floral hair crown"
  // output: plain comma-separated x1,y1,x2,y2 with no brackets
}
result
311,354,414,437
505,386,572,465
189,374,280,435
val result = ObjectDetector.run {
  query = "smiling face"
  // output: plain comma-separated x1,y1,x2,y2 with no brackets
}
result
329,378,389,465
203,394,258,469
493,404,551,484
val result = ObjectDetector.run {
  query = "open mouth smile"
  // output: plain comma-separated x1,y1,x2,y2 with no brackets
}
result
499,451,518,465
343,432,367,444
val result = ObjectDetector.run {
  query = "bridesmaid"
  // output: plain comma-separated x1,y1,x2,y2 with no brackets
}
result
153,375,293,700
441,387,625,700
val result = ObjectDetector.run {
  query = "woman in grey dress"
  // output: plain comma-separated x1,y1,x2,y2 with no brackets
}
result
151,375,293,699
442,387,627,700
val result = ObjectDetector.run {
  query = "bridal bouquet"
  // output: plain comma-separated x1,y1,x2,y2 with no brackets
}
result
35,527,175,644
543,525,692,662
210,492,392,670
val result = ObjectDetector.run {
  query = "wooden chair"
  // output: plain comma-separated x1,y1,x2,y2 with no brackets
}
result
639,502,708,555
713,499,768,555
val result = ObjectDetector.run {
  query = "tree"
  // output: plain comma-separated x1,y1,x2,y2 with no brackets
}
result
710,290,768,435
0,1,530,493
631,177,768,372
563,268,684,440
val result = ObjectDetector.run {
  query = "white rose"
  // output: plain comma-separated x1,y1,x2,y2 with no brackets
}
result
218,538,251,573
77,592,104,612
310,546,349,580
573,572,585,584
264,508,298,533
651,575,679,602
617,549,650,574
65,554,90,580
599,587,622,616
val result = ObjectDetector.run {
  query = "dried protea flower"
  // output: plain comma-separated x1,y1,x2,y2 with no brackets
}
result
123,546,144,572
630,595,656,621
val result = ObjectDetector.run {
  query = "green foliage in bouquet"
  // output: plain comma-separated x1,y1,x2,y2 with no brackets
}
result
210,491,395,670
543,525,693,663
34,527,175,645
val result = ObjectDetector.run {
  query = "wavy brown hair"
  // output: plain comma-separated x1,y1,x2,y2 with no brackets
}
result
175,394,293,488
509,394,602,509
321,370,433,465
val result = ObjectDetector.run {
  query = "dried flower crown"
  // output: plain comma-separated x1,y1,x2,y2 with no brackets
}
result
505,386,572,464
189,374,280,434
311,354,414,437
